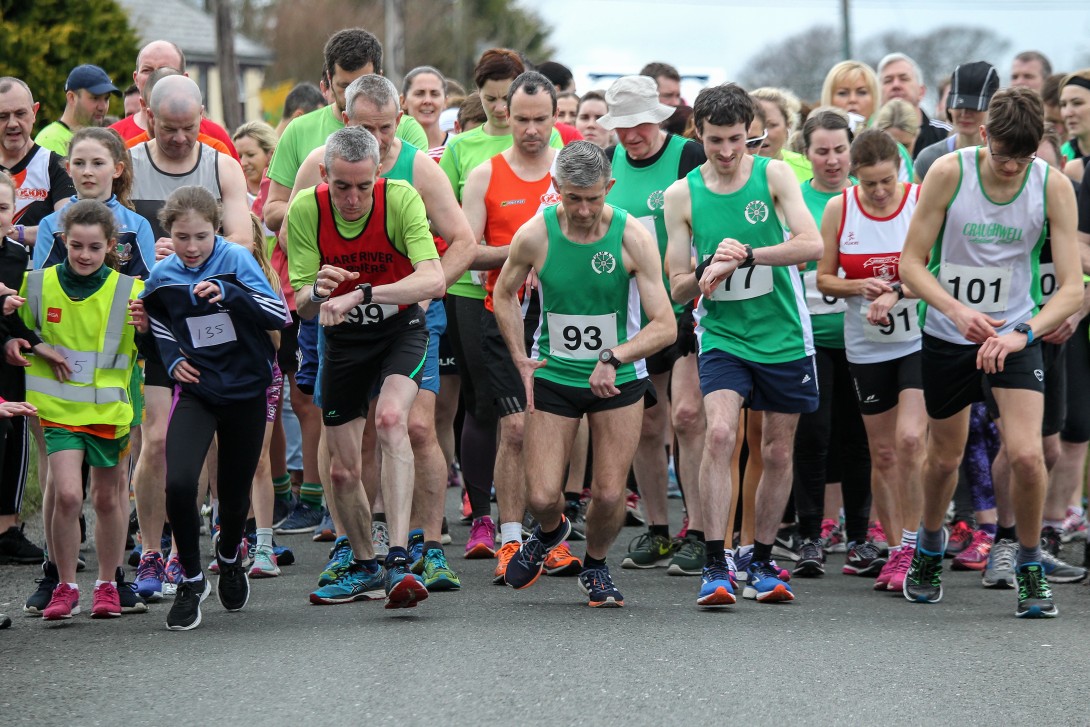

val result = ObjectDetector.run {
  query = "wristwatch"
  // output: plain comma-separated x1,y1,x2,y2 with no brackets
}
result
356,282,373,304
598,349,622,368
309,285,330,303
1014,322,1034,344
739,244,755,268
890,282,905,300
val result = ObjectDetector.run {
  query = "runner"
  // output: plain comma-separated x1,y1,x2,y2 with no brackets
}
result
575,91,613,150
898,87,1082,618
498,140,675,606
914,62,1000,182
34,65,118,156
664,83,822,606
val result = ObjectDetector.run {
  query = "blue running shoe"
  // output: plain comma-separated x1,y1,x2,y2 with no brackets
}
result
318,536,354,586
164,554,184,586
309,562,385,605
312,508,336,542
743,560,795,603
408,528,426,575
505,517,571,590
698,561,736,607
275,501,323,535
134,551,166,601
384,554,428,609
421,548,461,591
578,565,624,607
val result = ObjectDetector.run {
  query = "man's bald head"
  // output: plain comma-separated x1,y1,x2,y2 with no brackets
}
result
149,75,202,117
134,40,186,93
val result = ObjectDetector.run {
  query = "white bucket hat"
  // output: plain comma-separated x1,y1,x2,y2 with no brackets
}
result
598,75,675,130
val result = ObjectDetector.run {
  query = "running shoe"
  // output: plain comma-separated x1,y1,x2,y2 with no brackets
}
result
0,614,10,629
945,520,974,557
867,521,889,556
24,561,59,616
1060,508,1088,543
318,536,354,586
408,529,426,575
770,559,792,582
448,460,464,489
115,567,148,614
883,546,914,592
734,548,753,584
1040,551,1088,583
624,492,645,527
621,531,674,569
460,489,472,524
982,538,1017,589
772,525,800,562
465,516,497,559
1015,563,1057,618
274,500,323,534
544,542,582,576
441,517,452,545
42,583,80,620
310,562,385,604
505,517,571,589
312,508,336,542
842,540,886,576
725,549,738,588
952,529,993,571
217,545,250,612
134,551,166,601
579,565,624,607
820,518,846,554
1040,525,1062,557
272,493,296,529
421,548,461,591
493,541,521,585
91,582,122,619
371,519,390,558
0,523,45,564
667,534,706,576
874,550,896,591
743,561,795,603
903,537,946,604
167,578,211,631
384,554,428,609
793,538,825,578
165,554,184,585
208,536,252,574
272,543,295,566
249,545,281,578
698,561,736,607
564,500,587,541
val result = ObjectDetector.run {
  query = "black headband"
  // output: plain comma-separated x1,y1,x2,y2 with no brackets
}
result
1064,76,1090,93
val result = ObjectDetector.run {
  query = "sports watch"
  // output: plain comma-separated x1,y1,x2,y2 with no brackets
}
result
356,283,373,304
598,349,622,368
1013,322,1034,344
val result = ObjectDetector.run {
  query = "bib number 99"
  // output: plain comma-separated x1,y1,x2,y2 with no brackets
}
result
345,303,397,326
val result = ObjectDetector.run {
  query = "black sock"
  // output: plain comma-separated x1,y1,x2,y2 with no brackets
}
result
583,554,606,570
564,491,581,505
996,525,1017,543
650,524,670,539
373,512,387,523
753,540,773,564
354,558,379,573
423,540,442,554
539,522,565,544
688,529,705,542
385,546,407,565
705,539,725,566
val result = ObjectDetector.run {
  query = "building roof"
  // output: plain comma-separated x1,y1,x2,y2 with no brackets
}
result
115,0,274,66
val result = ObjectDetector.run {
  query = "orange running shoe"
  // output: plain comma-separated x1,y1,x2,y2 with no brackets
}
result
493,541,521,584
544,542,582,577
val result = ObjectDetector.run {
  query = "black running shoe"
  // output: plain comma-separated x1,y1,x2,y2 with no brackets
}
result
0,524,45,564
24,561,59,616
115,567,148,614
842,540,886,576
217,550,250,612
1015,563,1057,618
565,500,587,541
167,578,211,631
793,538,825,577
1040,526,1062,557
903,547,944,603
772,524,801,562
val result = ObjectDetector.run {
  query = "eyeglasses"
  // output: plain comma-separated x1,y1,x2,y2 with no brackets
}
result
745,131,768,149
987,142,1036,167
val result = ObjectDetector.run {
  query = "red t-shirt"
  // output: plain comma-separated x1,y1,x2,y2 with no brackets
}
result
110,115,240,161
556,123,583,145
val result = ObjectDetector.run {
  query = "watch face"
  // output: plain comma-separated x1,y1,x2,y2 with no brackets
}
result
599,350,611,363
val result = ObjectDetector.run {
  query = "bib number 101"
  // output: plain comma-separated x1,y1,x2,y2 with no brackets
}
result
940,262,1011,313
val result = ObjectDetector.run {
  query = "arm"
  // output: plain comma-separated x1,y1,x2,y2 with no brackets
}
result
1023,173,1083,337
756,160,822,267
462,162,504,269
262,180,292,233
414,154,476,287
141,290,188,378
217,154,255,248
664,178,699,303
611,216,676,363
493,219,547,408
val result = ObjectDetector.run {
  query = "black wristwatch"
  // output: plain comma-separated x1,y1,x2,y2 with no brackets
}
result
356,283,373,305
1014,322,1034,344
738,244,755,268
598,349,622,368
890,282,905,300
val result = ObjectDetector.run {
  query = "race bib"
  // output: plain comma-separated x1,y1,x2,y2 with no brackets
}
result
940,262,1012,313
861,299,920,343
708,262,774,302
547,312,618,359
803,270,847,315
53,345,95,384
187,312,237,348
1038,262,1056,304
344,303,399,327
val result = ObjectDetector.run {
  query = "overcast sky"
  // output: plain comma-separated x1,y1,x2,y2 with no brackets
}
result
526,0,1090,96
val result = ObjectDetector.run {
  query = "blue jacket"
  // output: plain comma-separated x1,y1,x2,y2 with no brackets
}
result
141,237,290,404
35,195,156,279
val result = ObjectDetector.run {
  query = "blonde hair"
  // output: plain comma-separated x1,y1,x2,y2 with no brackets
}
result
232,120,278,157
751,87,802,132
821,61,879,117
873,99,920,137
249,213,280,293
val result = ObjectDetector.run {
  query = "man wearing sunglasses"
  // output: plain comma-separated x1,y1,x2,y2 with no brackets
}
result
596,75,709,576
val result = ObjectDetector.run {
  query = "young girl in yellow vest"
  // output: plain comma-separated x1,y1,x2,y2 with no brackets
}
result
17,199,145,620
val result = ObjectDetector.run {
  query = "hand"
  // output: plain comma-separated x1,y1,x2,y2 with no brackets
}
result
1041,311,1079,345
699,258,740,298
0,401,36,418
128,299,149,333
313,265,358,298
866,291,898,326
154,237,174,261
4,338,30,367
193,280,223,305
712,238,748,264
2,294,24,315
171,359,201,383
513,355,546,412
976,331,1026,374
33,343,73,382
524,268,539,293
951,305,1005,345
318,294,360,326
860,278,893,301
589,361,621,398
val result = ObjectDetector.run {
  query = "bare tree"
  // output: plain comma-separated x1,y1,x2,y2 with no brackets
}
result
861,26,1011,92
737,25,843,103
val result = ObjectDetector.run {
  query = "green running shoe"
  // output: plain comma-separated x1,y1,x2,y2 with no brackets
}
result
318,536,353,587
621,531,675,569
1015,563,1058,618
667,534,706,576
903,547,944,603
421,548,461,591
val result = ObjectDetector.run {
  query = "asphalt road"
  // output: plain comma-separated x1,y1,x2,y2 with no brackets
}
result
2,492,1089,726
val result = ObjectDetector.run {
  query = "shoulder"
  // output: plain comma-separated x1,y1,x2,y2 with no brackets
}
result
384,179,426,211
665,175,692,202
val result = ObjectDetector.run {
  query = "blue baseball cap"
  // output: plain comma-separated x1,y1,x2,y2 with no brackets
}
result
65,65,120,96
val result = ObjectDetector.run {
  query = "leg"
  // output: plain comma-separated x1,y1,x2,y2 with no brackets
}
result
586,403,644,560
494,412,528,531
740,411,763,546
408,391,446,542
326,417,374,559
670,355,706,533
213,396,269,558
47,449,86,584
373,375,420,551
133,386,171,558
523,410,579,531
752,412,801,546
893,389,927,543
251,422,276,529
700,390,745,542
164,394,219,578
632,371,672,528
990,388,1048,550
90,464,124,582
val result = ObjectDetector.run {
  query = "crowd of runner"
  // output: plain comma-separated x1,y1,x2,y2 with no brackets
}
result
1,28,1089,631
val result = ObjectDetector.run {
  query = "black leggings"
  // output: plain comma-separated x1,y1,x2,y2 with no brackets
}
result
0,415,29,516
792,346,872,542
165,390,266,578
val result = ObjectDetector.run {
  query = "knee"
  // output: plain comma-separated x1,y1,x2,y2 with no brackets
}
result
761,435,794,471
90,484,116,514
53,485,82,516
898,430,924,461
639,405,667,441
329,461,361,490
591,482,626,512
705,422,737,456
407,412,433,449
672,403,704,438
1007,447,1046,480
500,415,525,450
374,407,409,442
871,443,898,473
528,483,562,517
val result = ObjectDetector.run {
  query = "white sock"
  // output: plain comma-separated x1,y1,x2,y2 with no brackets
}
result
94,579,109,588
67,582,79,590
500,521,523,545
256,527,273,550
901,529,917,550
218,548,238,564
737,544,753,557
1069,506,1085,517
1044,518,1064,530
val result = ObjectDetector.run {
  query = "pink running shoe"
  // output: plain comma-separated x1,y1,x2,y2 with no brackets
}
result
952,529,993,571
465,516,497,559
873,552,896,590
91,582,121,619
884,546,914,592
674,515,689,541
867,521,888,555
42,583,80,620
820,518,846,553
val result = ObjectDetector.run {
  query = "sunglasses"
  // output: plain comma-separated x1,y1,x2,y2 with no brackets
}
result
745,131,768,149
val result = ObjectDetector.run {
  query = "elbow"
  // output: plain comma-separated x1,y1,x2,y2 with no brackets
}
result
426,270,447,300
